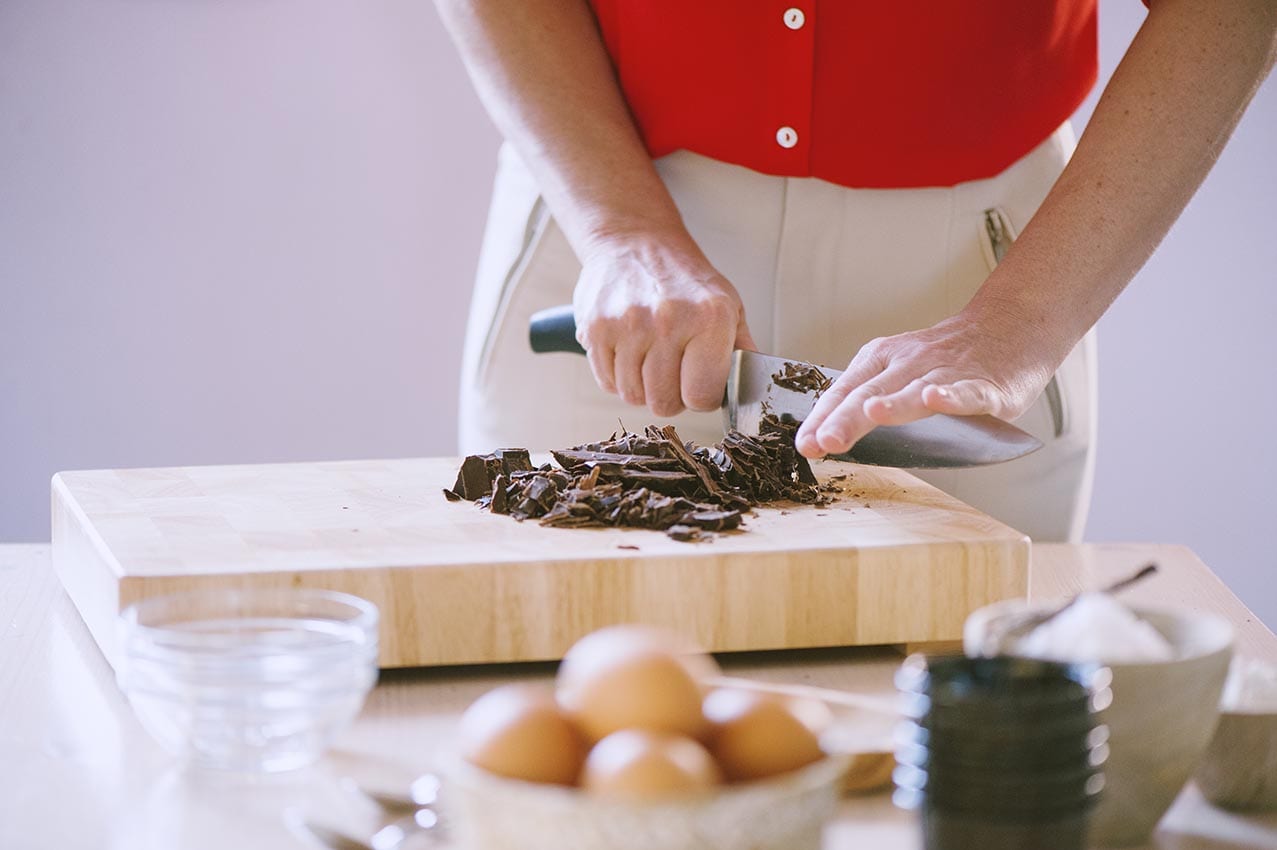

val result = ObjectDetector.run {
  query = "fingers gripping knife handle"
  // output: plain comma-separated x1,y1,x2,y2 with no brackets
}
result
529,305,586,355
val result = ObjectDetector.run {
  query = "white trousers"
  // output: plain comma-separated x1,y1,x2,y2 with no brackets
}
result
458,126,1096,542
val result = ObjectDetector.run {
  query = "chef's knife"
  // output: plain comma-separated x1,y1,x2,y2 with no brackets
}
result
528,304,1042,468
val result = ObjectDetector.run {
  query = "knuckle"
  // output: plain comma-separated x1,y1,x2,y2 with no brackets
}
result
650,301,683,336
619,305,651,335
587,314,622,344
817,427,851,449
684,390,720,412
861,335,906,366
862,337,889,357
970,381,997,406
699,293,737,324
651,398,684,418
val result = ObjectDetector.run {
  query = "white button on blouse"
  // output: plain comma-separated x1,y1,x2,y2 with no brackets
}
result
776,126,798,148
783,8,806,30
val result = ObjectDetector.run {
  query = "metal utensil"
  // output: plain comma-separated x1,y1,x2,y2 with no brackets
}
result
288,808,441,850
975,562,1160,656
339,773,441,814
529,304,1043,468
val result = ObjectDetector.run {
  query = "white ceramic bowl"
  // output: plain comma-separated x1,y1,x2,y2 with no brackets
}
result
1194,708,1277,811
441,754,849,850
964,601,1233,847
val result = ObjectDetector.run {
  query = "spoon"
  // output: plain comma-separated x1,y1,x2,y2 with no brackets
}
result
979,562,1160,656
339,773,440,814
287,807,442,850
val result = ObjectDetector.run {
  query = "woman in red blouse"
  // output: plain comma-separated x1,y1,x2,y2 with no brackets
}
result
437,0,1276,540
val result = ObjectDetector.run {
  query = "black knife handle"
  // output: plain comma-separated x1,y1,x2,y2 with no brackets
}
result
529,304,586,355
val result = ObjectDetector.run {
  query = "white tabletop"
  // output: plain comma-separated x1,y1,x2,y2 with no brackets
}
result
2,542,1275,849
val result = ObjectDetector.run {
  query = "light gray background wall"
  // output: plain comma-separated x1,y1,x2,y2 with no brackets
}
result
3,3,1274,624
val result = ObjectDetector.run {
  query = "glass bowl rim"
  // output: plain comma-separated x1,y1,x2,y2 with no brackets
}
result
120,587,379,645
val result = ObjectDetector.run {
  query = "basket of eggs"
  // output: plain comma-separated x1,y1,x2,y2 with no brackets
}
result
442,625,850,850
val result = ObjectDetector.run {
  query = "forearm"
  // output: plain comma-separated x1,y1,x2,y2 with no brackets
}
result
970,0,1277,362
433,0,693,259
437,0,754,414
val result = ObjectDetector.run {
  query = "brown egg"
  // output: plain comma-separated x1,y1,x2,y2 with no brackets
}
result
556,625,719,743
703,688,832,782
580,729,722,799
458,684,588,785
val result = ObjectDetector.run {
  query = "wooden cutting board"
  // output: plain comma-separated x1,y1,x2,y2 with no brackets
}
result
51,457,1028,669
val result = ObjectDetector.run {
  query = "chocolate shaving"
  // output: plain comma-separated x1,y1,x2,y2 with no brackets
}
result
447,414,826,541
771,361,833,396
666,525,709,543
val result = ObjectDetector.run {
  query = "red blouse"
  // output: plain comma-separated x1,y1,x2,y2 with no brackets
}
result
588,1,1100,189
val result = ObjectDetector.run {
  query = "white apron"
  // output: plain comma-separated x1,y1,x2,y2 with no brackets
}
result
457,125,1096,542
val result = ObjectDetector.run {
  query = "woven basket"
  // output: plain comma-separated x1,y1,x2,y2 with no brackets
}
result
441,754,849,850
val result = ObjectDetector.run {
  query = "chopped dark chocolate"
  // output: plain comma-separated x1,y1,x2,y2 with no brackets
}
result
451,454,497,501
447,414,830,541
771,361,834,396
489,474,509,515
450,448,534,501
665,524,708,542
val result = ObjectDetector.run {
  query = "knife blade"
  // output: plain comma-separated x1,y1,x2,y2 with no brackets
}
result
528,304,1042,468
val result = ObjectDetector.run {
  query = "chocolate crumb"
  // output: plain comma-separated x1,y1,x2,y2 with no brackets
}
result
771,362,834,396
666,524,710,542
442,489,461,502
617,544,640,550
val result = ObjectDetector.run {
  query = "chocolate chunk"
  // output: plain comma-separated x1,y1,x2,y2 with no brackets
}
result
442,488,462,502
452,453,500,500
494,448,533,475
447,413,831,541
665,525,708,542
489,474,509,515
771,361,834,395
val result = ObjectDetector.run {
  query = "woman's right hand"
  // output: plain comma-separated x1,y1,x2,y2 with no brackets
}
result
573,230,757,418
435,0,755,418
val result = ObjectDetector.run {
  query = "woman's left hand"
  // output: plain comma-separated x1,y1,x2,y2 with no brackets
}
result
794,301,1064,459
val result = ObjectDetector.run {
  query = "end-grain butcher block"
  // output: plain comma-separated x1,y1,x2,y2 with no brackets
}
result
51,457,1028,669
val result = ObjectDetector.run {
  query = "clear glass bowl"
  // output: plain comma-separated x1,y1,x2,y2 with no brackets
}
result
117,588,379,772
